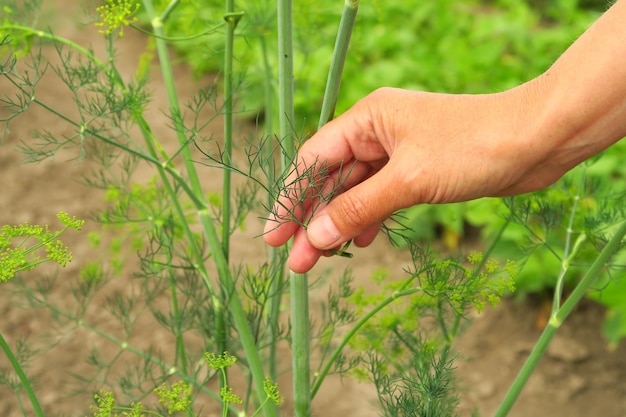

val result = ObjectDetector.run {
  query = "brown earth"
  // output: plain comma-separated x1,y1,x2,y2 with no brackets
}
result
1,2,625,416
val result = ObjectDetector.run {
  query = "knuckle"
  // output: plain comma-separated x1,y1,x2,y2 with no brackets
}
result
335,194,370,233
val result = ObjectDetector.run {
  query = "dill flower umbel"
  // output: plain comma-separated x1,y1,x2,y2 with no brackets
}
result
95,0,140,37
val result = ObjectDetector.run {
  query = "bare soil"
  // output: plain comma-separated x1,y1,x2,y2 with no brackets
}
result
1,2,625,416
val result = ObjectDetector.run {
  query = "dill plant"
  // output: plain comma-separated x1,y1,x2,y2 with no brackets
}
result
2,1,624,417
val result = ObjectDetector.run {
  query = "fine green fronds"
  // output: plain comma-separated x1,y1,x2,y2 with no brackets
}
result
96,0,141,37
0,212,84,283
312,241,515,417
370,347,459,417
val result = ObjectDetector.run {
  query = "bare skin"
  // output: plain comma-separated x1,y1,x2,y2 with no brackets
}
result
264,0,626,273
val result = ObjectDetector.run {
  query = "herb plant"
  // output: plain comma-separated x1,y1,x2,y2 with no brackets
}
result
0,1,625,417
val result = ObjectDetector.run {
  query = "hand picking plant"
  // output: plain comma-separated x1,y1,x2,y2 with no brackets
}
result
1,1,626,417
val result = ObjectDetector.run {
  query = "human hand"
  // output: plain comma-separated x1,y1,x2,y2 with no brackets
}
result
262,0,626,273
263,85,570,273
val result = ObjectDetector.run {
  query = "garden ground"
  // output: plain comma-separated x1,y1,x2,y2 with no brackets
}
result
0,1,625,416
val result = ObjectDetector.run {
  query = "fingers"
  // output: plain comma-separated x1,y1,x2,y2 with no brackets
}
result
287,223,382,274
305,163,408,249
263,157,376,246
353,223,380,248
287,224,323,273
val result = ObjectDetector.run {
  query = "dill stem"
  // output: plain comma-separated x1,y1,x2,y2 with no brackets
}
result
222,0,236,264
259,32,284,383
160,0,181,23
553,173,584,312
494,219,626,417
220,1,237,414
318,0,359,128
0,332,45,417
168,255,188,375
316,1,358,254
277,1,310,416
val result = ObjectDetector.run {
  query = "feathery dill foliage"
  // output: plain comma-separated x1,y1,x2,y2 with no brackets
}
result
338,241,514,417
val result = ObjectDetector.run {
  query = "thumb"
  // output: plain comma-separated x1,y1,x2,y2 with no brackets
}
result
306,166,406,250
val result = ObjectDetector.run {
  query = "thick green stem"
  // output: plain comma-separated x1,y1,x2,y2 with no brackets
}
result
277,1,310,416
494,219,626,417
318,0,359,128
135,0,231,368
0,332,45,417
290,271,310,417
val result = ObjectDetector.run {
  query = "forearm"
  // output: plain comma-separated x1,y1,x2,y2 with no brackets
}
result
530,0,626,171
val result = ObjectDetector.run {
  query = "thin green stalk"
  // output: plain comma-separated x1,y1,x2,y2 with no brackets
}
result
221,3,238,415
290,274,310,417
494,219,626,417
0,332,45,417
317,0,359,256
222,1,239,262
160,0,181,23
318,0,359,128
277,1,295,150
553,184,583,311
168,257,188,375
143,0,228,358
277,1,310,416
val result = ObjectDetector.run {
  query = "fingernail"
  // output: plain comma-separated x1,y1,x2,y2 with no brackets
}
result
308,214,343,249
